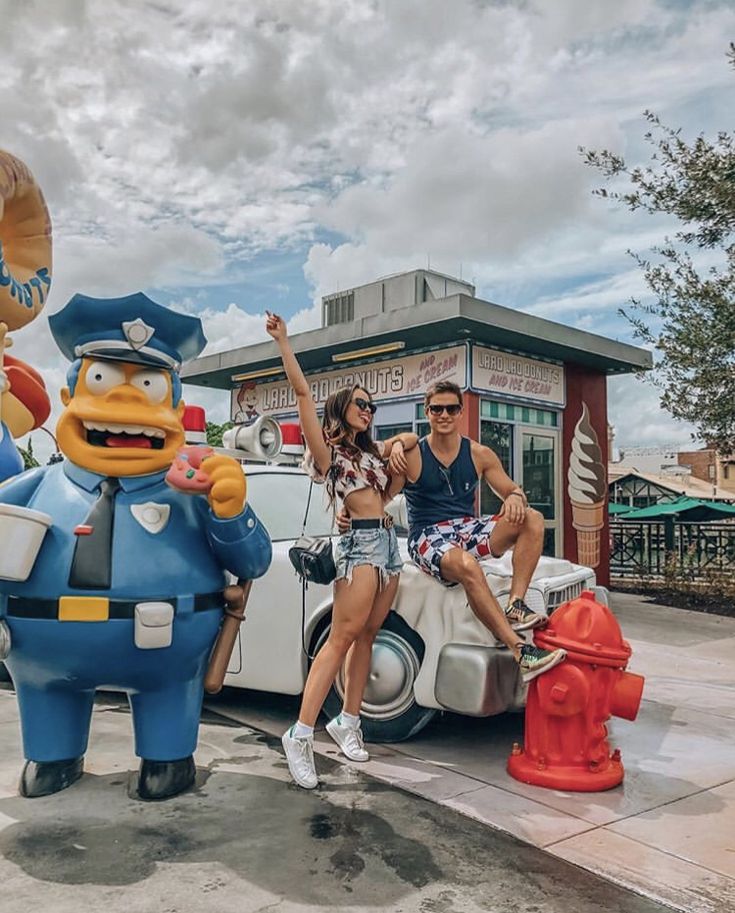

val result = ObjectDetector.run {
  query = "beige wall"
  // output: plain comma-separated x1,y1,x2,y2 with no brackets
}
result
678,449,735,494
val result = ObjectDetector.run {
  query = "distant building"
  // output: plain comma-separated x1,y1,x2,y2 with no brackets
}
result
678,448,735,495
608,464,734,509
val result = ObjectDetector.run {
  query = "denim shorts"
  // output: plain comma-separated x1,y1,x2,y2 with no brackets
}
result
334,526,403,589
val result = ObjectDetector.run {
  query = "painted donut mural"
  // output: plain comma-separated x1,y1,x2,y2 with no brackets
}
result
0,150,53,481
0,149,52,328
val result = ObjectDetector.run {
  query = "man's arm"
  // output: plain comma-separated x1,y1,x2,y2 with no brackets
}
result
471,440,527,525
381,432,418,475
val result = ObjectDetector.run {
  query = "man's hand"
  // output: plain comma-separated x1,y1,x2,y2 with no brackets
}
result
388,440,408,475
502,492,527,526
336,507,351,534
0,368,9,396
201,454,247,519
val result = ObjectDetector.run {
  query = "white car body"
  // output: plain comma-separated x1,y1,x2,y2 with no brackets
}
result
223,464,605,741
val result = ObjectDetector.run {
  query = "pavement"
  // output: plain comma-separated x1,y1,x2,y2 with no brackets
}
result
0,592,732,912
205,592,735,913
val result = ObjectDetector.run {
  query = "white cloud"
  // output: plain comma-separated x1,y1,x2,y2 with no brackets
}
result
608,373,698,449
2,0,733,458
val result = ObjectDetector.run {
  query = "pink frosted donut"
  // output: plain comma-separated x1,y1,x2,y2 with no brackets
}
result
0,150,52,331
165,445,214,494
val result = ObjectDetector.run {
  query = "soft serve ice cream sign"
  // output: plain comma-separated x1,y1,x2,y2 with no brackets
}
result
567,403,606,568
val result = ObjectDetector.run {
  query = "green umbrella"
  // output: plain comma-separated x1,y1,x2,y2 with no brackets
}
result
622,496,735,521
608,502,633,515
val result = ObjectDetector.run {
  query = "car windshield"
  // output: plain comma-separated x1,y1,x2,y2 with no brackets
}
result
245,471,336,541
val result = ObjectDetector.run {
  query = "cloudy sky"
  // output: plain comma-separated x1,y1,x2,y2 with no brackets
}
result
2,0,733,457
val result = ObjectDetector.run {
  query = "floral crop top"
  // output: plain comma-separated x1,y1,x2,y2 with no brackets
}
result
303,440,390,502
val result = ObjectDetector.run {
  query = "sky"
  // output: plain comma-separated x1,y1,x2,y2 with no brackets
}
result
2,0,733,460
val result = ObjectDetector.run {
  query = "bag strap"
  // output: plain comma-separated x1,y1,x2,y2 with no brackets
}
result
300,576,317,660
300,479,314,537
301,445,337,537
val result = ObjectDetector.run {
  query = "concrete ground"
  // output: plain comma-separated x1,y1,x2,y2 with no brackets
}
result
0,690,671,913
0,592,731,912
205,592,735,913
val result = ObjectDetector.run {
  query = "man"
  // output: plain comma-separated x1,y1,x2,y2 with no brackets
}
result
401,380,566,682
0,292,272,800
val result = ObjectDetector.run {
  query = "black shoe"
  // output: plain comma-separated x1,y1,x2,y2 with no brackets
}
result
19,757,84,798
137,756,196,801
505,598,546,632
518,644,567,683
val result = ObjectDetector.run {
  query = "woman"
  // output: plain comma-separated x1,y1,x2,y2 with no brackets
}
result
266,311,416,789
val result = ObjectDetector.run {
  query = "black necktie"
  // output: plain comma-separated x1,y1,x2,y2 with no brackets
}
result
68,477,120,590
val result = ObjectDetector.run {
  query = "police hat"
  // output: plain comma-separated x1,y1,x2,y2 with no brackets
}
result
49,292,207,370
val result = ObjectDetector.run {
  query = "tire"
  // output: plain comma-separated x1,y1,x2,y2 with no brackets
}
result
311,610,436,742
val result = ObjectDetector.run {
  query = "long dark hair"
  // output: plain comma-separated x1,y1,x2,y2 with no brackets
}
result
322,385,381,502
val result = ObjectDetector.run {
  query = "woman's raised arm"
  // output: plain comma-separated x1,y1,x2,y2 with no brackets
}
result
265,312,331,475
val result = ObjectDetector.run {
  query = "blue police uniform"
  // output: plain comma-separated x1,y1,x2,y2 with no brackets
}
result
0,292,272,793
0,421,22,482
0,460,270,761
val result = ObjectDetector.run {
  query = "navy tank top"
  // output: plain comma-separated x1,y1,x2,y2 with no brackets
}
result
404,437,478,541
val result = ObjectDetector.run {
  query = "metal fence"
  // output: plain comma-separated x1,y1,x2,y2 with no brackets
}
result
610,520,735,579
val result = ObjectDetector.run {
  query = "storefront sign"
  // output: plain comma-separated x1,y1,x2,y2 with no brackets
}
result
471,345,565,407
231,345,468,420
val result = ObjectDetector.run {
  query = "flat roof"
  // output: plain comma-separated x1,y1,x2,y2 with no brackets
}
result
182,293,652,389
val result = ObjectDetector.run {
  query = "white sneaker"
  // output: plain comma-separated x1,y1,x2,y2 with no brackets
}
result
326,715,369,762
281,727,318,789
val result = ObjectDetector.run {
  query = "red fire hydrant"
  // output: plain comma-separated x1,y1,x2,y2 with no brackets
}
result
507,590,644,791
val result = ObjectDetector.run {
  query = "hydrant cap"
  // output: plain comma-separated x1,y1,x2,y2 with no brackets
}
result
535,590,632,664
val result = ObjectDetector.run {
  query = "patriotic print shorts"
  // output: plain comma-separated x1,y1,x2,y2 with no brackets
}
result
408,515,500,588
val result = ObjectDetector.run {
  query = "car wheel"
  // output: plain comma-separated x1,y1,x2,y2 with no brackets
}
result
311,610,436,742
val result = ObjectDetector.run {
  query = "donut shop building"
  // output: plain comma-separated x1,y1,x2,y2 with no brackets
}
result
182,269,651,586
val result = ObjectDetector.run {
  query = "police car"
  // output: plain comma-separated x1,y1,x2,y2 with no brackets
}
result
223,418,605,742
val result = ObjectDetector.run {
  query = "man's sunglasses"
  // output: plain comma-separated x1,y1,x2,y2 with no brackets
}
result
352,397,377,415
427,403,462,416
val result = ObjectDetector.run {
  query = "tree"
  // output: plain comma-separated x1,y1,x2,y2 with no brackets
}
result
15,437,40,470
205,420,233,448
581,43,735,453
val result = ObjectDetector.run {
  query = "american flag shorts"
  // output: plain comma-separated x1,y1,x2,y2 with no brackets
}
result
408,515,501,587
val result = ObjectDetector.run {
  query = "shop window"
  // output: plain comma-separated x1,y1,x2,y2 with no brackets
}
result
375,423,413,441
480,421,513,516
413,403,430,438
543,528,556,557
522,433,555,520
480,400,558,427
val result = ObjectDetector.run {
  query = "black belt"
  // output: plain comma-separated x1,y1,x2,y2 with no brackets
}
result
350,516,394,530
6,592,223,620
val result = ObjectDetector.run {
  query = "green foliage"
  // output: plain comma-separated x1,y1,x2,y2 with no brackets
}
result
582,43,735,453
205,421,233,448
15,437,40,470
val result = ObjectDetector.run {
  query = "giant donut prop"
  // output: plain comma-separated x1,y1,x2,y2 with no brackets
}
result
0,150,52,331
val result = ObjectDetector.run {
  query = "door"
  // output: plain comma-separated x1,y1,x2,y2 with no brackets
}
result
517,426,562,557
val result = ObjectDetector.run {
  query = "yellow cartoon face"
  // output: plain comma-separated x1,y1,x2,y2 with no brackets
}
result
56,358,185,477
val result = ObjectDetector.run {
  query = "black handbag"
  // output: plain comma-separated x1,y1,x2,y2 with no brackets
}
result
289,480,336,586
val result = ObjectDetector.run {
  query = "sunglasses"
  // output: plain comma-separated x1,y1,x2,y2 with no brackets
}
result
427,403,462,416
352,396,377,415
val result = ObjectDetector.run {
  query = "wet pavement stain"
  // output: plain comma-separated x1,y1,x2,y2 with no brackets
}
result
309,813,337,840
232,732,270,746
0,769,443,905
